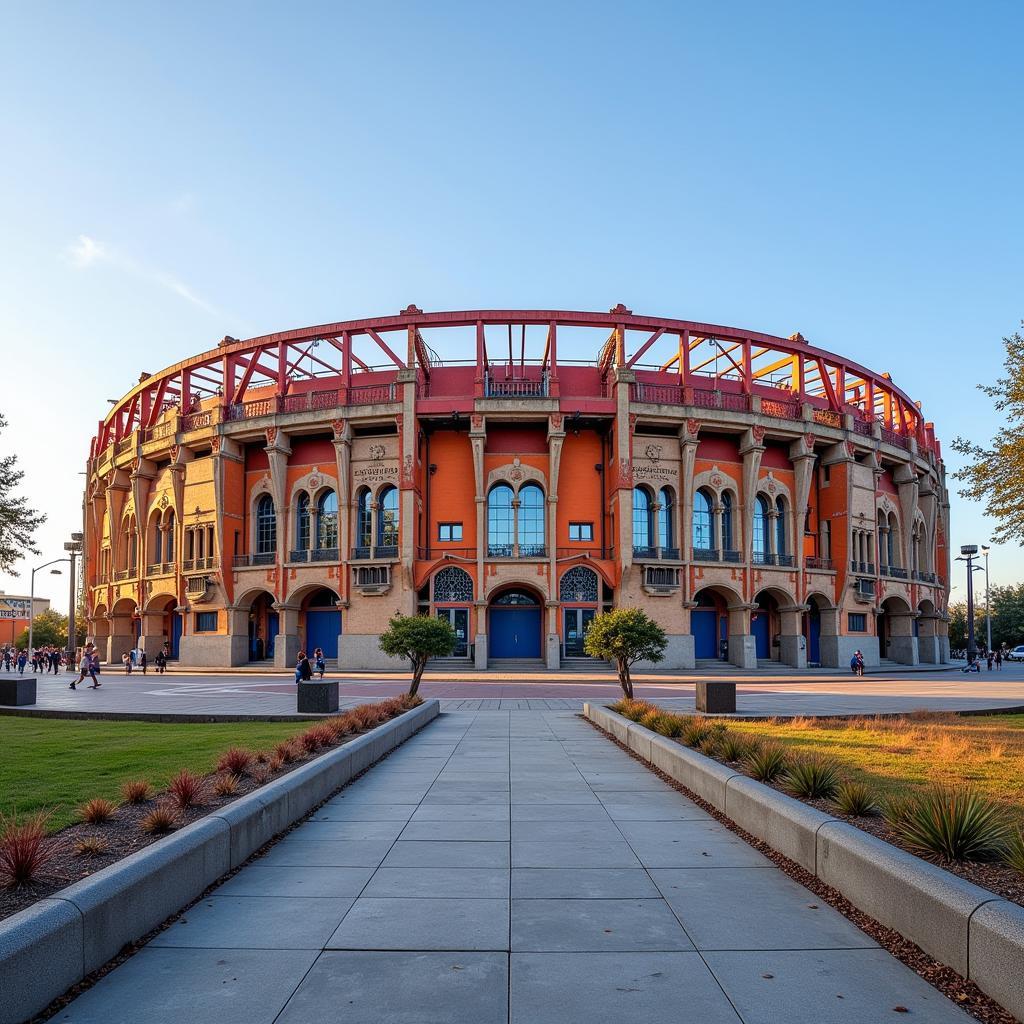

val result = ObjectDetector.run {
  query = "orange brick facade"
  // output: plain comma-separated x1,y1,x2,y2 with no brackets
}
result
83,309,950,670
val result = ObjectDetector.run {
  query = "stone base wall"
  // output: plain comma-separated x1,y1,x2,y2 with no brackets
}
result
888,635,919,666
337,634,407,671
179,632,246,668
825,635,880,670
778,634,807,669
728,633,757,669
637,633,695,671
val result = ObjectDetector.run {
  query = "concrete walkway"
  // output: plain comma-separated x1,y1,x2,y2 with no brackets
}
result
51,710,969,1023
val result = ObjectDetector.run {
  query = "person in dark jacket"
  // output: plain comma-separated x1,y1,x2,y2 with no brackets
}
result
295,651,313,683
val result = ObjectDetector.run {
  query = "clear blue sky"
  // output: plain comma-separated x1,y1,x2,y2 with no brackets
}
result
1,1,1022,608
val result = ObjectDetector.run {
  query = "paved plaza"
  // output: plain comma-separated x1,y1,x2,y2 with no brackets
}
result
49,710,969,1023
3,664,1024,719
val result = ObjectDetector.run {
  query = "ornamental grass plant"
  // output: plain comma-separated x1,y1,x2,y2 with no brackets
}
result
0,812,58,887
78,797,117,824
833,780,880,817
782,756,841,800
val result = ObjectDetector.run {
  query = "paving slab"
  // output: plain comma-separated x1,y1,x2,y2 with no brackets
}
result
286,819,407,841
512,838,642,868
511,868,662,899
381,839,511,868
625,821,774,869
311,801,417,821
363,867,510,899
327,897,509,950
400,818,511,841
256,838,393,867
276,951,509,1024
410,803,511,821
214,865,375,898
510,951,742,1024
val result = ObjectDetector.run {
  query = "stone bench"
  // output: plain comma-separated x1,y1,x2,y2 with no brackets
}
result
696,680,736,714
297,679,339,714
0,677,37,706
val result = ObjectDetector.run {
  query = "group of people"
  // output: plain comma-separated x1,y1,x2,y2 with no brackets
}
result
117,644,171,675
849,650,866,675
2,645,68,675
294,647,327,682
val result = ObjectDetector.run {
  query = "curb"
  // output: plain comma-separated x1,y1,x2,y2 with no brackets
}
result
583,702,1024,1022
0,699,439,1024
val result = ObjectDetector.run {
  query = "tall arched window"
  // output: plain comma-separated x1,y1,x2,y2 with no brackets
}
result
887,512,898,567
518,484,545,557
658,487,675,552
165,510,175,561
693,489,713,553
255,496,276,555
721,491,734,553
377,486,399,550
296,492,310,550
633,487,654,553
151,514,163,564
355,488,372,550
317,490,338,550
775,496,787,557
488,484,515,556
752,496,769,562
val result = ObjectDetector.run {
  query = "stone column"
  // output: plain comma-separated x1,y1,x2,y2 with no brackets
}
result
264,429,292,571
895,463,919,573
225,603,253,666
789,436,817,578
273,602,301,669
546,414,565,670
470,415,487,668
679,421,699,563
727,602,757,668
739,427,765,566
778,603,809,668
614,369,635,572
917,609,941,663
885,609,920,665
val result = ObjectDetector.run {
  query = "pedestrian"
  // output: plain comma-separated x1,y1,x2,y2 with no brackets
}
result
850,649,865,677
16,650,27,674
995,648,1003,670
73,643,100,689
314,647,325,679
122,651,132,675
139,650,147,675
295,650,312,683
987,650,994,671
155,649,166,674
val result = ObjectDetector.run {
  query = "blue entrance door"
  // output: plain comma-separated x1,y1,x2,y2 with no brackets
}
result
267,612,279,659
808,607,821,664
171,613,182,659
306,610,341,659
490,608,541,658
752,612,770,659
691,610,717,659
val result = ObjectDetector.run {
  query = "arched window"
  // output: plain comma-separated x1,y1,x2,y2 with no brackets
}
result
296,492,310,550
775,496,787,557
559,565,599,603
753,496,769,562
658,487,675,552
721,491,734,553
165,510,175,561
317,490,338,550
377,486,399,549
355,488,372,550
127,516,138,572
887,513,898,567
633,487,654,553
487,484,514,556
693,489,713,553
151,514,163,564
820,519,830,561
433,566,474,603
255,495,276,555
518,484,545,557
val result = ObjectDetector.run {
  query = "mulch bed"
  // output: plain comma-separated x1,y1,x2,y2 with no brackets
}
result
0,709,410,924
585,716,1021,1024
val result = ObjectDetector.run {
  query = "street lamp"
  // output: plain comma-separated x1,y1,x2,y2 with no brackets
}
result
28,559,69,654
64,534,84,668
981,545,992,654
955,545,983,666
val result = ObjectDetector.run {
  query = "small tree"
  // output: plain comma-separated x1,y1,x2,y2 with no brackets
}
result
16,608,83,650
0,413,45,574
378,614,457,696
584,607,667,699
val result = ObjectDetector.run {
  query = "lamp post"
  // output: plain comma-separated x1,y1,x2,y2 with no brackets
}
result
956,545,981,667
981,545,992,654
28,559,69,654
64,534,84,669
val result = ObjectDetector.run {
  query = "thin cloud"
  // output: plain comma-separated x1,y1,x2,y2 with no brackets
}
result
62,234,223,317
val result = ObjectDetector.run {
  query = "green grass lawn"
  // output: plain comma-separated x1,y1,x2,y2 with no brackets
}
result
0,718,314,830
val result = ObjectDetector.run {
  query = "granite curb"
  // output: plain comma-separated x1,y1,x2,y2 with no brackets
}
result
583,702,1024,1022
0,699,439,1024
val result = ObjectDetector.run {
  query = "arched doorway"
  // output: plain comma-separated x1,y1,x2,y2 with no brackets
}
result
560,566,600,658
879,595,917,664
691,588,728,661
143,594,182,659
247,591,278,662
303,587,341,659
751,591,780,661
433,566,474,659
488,587,542,659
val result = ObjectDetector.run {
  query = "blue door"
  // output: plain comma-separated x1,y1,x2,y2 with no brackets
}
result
490,608,541,658
752,612,770,659
267,612,279,658
171,613,182,659
808,607,821,664
691,610,717,659
306,610,341,659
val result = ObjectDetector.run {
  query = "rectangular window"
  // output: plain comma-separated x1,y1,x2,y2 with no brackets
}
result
822,464,831,484
848,613,867,632
569,522,594,542
195,611,218,632
438,522,463,542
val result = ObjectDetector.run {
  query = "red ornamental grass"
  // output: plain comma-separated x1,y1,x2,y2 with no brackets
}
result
300,725,335,753
216,747,255,777
78,797,117,824
167,769,209,809
121,779,152,804
0,812,57,887
140,803,178,835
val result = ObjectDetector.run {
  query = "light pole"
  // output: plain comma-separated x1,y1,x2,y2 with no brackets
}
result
981,545,992,654
64,534,84,669
955,545,984,666
28,559,68,654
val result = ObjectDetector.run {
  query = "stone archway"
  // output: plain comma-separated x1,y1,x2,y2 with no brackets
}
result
141,593,180,660
690,583,752,669
487,584,545,662
880,594,918,665
805,592,840,667
108,597,138,665
916,598,941,664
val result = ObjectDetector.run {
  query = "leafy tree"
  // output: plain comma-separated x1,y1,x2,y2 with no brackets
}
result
15,608,85,650
584,607,667,699
951,325,1024,543
378,614,457,696
0,413,45,574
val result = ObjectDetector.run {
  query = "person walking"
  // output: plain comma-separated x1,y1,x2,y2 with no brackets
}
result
986,650,994,671
139,650,148,675
122,652,132,675
72,643,100,689
313,647,326,679
295,650,312,683
16,650,27,674
155,649,167,674
995,648,1003,670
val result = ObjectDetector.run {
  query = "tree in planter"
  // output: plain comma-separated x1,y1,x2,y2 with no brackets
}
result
584,607,667,699
378,614,457,696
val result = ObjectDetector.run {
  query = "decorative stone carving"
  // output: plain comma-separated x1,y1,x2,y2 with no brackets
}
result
644,443,662,463
804,433,816,450
685,418,700,436
471,414,484,430
331,418,347,438
751,425,766,443
265,427,277,446
369,444,386,461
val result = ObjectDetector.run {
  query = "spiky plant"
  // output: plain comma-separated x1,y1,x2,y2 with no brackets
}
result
140,803,179,835
120,779,152,804
74,836,109,858
274,740,300,764
1004,828,1024,874
216,747,255,777
78,797,116,824
782,756,841,800
167,769,208,810
213,773,240,797
681,720,715,748
0,812,57,887
888,786,1012,863
742,741,789,782
833,780,879,817
717,731,750,763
